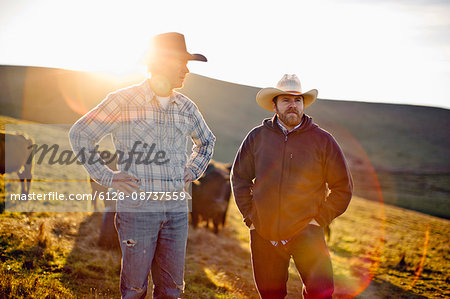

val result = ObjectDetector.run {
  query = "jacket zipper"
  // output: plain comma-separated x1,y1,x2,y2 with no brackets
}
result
277,133,288,240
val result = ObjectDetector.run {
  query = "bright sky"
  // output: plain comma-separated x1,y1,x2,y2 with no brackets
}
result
1,0,449,109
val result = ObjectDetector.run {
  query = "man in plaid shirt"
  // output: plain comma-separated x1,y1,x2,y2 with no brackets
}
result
69,32,215,298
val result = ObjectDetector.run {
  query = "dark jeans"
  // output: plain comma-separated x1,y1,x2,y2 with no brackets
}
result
250,225,334,299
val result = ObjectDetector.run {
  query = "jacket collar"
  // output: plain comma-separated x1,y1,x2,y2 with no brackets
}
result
270,114,305,129
266,114,312,134
277,117,303,134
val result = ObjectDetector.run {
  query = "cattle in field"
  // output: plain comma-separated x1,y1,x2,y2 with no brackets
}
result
0,131,33,195
191,160,232,234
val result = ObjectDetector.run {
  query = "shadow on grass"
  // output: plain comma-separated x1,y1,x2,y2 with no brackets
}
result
59,212,257,298
59,212,121,298
331,245,432,298
332,270,431,299
183,225,258,298
355,277,429,299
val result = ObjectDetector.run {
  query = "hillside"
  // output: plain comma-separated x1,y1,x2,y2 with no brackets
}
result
1,65,449,218
0,83,449,298
1,196,449,298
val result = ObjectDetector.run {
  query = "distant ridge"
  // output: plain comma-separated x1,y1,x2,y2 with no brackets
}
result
1,65,448,218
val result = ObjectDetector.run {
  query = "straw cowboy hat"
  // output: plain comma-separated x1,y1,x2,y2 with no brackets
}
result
256,74,318,111
145,32,207,63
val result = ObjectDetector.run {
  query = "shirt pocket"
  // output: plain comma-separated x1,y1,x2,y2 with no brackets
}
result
168,114,190,148
130,120,160,168
169,118,190,185
173,122,189,148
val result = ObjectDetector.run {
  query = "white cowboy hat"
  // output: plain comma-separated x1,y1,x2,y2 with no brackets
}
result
256,74,318,111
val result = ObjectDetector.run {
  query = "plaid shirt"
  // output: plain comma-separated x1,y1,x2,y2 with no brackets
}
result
69,79,215,192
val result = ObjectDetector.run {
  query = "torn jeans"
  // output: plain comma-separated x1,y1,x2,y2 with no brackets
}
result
115,209,188,299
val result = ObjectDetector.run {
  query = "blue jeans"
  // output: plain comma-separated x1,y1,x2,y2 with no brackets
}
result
250,225,334,299
115,211,188,299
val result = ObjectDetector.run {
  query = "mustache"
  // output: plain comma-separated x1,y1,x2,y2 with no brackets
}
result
286,108,299,113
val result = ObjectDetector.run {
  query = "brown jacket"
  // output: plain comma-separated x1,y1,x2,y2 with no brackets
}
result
231,114,353,241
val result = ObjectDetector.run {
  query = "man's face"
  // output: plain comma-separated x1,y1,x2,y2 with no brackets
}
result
272,95,304,129
164,57,190,89
149,56,190,94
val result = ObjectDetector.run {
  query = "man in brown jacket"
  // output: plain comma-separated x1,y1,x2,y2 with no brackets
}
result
231,74,353,299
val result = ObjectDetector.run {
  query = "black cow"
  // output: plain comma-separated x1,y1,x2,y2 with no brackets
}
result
191,160,231,234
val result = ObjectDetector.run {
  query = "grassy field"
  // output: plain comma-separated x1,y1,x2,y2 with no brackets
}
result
0,82,449,298
1,114,449,298
0,196,449,298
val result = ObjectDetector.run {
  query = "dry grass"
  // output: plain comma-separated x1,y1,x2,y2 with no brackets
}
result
1,115,449,298
1,196,449,298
